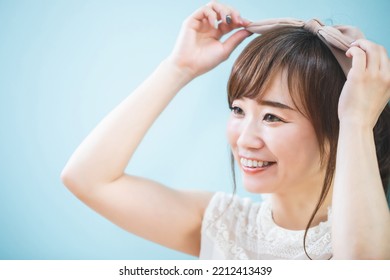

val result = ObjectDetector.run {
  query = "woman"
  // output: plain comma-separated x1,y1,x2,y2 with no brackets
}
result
61,2,390,259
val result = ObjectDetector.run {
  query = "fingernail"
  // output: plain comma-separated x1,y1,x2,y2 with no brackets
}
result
226,15,232,24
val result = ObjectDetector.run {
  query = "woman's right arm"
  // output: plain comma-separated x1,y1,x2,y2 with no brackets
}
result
61,2,251,256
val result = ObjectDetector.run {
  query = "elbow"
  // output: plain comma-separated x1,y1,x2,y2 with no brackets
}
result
60,167,74,189
60,165,87,198
61,163,107,201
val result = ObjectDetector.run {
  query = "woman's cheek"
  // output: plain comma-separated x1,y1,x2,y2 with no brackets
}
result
226,118,241,147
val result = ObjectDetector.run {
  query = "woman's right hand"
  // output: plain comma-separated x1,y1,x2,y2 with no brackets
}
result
168,1,252,79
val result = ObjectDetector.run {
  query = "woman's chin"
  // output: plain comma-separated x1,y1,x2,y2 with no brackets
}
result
242,178,276,194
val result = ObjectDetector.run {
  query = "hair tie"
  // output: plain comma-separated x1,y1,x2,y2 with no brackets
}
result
246,18,365,76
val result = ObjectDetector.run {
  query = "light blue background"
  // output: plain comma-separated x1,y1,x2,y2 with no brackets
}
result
0,0,389,260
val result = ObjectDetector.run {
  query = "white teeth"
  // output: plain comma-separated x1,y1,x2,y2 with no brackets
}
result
240,158,272,168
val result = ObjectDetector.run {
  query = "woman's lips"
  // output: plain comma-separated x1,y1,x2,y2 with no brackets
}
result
240,157,276,174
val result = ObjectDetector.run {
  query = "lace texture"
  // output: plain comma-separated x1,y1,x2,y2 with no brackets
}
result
200,192,332,260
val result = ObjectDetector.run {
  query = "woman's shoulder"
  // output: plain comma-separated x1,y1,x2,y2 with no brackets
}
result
199,192,267,259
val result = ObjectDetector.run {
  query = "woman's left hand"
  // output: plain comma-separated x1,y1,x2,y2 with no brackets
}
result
338,39,390,129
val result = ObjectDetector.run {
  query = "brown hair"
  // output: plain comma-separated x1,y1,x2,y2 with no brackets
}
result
227,26,390,258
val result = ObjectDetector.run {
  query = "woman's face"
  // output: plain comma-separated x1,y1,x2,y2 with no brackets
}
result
227,70,326,195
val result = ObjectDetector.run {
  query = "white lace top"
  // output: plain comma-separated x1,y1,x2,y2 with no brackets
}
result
199,192,332,260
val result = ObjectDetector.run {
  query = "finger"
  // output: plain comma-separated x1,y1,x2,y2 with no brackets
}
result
351,39,381,73
229,12,252,26
346,46,367,76
206,1,244,26
217,17,243,34
192,5,218,29
218,14,250,33
207,1,231,24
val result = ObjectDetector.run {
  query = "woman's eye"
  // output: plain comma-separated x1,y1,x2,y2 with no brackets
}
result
231,106,244,116
263,113,282,122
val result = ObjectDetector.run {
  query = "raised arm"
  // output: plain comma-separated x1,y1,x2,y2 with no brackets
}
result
332,39,390,259
61,2,251,256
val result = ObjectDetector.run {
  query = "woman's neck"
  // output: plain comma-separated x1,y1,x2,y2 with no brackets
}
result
270,186,332,230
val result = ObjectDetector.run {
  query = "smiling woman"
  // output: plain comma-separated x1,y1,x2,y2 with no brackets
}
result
61,1,390,260
224,26,390,258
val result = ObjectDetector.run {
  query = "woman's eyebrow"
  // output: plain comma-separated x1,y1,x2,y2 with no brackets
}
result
259,100,295,111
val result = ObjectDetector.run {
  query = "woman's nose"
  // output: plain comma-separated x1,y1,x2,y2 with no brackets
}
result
236,120,265,150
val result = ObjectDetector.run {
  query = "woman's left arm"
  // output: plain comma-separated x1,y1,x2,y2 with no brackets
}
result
332,39,390,259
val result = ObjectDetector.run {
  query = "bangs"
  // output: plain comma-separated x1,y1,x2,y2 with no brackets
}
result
227,33,284,107
227,27,311,114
